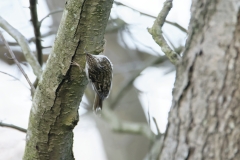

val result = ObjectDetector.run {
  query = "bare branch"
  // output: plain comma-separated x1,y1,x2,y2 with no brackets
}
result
148,0,181,65
39,9,63,27
28,30,56,45
0,70,31,89
0,16,42,79
164,20,187,33
29,0,43,66
152,117,160,135
85,87,155,140
0,70,21,81
0,32,35,94
0,121,27,133
163,32,177,51
0,30,55,47
102,105,155,141
144,136,164,160
106,18,126,33
110,56,167,109
114,1,187,33
0,41,24,46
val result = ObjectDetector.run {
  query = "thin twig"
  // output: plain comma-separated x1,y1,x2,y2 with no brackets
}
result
4,52,14,60
102,105,155,141
0,70,30,89
165,20,187,33
0,16,42,79
163,32,176,51
0,70,21,81
0,41,24,46
28,30,56,44
39,8,126,34
106,18,126,33
124,25,162,55
110,56,167,109
0,30,55,47
39,9,63,27
144,136,164,160
0,121,27,133
0,32,35,93
29,0,43,66
85,87,155,140
148,0,181,65
114,1,187,33
152,117,160,135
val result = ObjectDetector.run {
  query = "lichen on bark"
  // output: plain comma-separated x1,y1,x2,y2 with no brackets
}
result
23,0,114,159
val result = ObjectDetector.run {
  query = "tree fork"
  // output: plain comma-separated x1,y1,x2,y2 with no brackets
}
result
23,0,113,159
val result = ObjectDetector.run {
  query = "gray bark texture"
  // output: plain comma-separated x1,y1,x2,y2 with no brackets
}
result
23,0,113,159
46,1,152,160
160,0,240,160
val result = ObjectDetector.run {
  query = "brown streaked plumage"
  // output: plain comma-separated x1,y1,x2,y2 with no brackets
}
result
85,53,113,112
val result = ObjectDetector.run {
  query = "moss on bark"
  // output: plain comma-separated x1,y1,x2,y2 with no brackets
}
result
23,0,113,159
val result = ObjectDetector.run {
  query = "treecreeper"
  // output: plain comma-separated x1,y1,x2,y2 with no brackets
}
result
85,53,113,112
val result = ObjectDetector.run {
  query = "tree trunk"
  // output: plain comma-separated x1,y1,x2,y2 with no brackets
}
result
45,1,152,160
160,0,240,159
23,0,113,159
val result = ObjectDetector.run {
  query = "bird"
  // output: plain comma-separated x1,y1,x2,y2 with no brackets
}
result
85,53,113,112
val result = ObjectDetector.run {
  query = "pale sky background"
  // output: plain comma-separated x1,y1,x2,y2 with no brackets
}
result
0,0,191,159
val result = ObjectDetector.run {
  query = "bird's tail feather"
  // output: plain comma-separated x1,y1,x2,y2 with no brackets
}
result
93,94,102,114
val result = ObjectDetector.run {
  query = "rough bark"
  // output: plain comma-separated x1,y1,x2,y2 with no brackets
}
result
23,0,113,159
160,0,240,160
46,1,154,160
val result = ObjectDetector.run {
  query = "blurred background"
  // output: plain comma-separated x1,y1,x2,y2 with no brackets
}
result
0,0,190,159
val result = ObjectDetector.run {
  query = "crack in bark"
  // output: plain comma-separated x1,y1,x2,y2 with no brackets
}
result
162,1,226,159
74,0,87,38
184,85,194,159
175,64,194,159
24,0,114,159
45,0,87,150
178,0,218,97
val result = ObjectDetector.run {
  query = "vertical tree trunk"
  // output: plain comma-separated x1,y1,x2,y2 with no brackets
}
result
23,0,113,159
160,1,240,159
45,1,152,160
